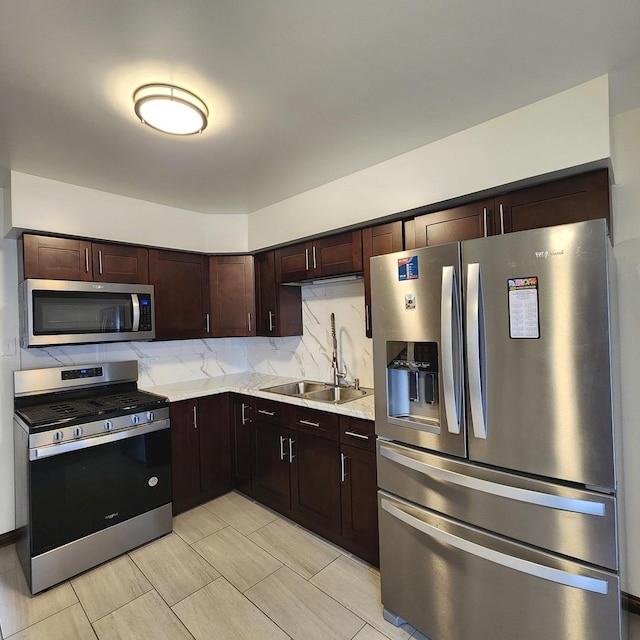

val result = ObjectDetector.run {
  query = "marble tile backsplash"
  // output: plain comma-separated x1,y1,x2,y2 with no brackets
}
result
18,280,375,389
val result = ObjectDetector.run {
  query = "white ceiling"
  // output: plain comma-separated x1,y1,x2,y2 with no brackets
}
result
2,1,640,216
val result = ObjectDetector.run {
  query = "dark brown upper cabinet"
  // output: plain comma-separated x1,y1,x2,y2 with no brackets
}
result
149,249,210,341
362,222,403,338
20,234,149,283
404,169,610,250
209,255,256,337
404,199,494,250
255,251,303,337
495,169,610,236
275,230,363,284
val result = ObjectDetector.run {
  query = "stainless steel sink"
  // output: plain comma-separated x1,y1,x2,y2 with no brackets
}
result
262,380,373,404
262,381,333,397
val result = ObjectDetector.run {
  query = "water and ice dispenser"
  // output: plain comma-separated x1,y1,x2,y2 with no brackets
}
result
386,341,440,428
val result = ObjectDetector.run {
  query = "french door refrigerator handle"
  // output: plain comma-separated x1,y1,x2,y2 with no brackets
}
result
466,262,487,439
380,498,609,595
441,265,461,434
379,444,606,516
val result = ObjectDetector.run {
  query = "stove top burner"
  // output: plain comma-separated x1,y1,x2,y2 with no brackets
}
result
16,389,168,430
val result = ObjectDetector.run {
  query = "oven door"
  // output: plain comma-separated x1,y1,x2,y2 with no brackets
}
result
29,421,171,556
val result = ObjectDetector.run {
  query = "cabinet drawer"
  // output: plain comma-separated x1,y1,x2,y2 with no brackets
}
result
291,407,339,441
340,417,375,452
254,397,288,425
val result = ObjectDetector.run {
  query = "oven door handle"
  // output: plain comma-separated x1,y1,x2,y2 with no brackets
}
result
29,419,170,461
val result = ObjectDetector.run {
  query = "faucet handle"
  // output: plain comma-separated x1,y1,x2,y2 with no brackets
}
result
353,378,360,390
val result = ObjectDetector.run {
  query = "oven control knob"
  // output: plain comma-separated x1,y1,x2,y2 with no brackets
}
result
104,421,113,431
73,427,83,438
53,431,64,443
147,411,155,422
131,414,140,425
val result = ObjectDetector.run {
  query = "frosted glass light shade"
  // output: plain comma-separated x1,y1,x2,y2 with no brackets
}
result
133,84,208,135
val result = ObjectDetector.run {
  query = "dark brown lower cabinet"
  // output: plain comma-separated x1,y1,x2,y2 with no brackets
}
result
230,395,254,496
170,395,231,515
251,420,291,513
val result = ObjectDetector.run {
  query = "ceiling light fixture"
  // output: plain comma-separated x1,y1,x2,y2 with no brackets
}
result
133,84,208,135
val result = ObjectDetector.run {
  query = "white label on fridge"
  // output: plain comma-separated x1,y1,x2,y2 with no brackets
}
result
508,277,540,339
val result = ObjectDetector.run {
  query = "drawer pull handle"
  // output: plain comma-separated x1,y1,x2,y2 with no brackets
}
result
299,419,321,428
344,430,369,440
258,409,276,416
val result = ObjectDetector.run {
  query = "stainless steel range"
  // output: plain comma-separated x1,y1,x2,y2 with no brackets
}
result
13,360,172,594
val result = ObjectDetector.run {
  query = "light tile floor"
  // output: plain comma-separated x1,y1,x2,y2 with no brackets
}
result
0,491,637,640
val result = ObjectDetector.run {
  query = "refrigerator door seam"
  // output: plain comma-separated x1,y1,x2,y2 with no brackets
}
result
380,498,609,595
379,444,606,517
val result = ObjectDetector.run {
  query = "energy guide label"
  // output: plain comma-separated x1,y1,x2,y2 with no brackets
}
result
508,277,539,339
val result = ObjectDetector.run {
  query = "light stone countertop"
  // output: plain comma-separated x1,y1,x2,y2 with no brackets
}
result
141,371,375,421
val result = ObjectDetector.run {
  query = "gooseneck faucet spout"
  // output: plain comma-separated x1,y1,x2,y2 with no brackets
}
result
330,313,347,386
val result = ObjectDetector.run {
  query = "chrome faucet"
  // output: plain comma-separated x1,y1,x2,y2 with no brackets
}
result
330,313,347,386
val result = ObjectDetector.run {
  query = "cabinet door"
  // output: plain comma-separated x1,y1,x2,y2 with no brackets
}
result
314,230,363,278
290,431,341,537
496,169,610,236
274,242,310,284
230,395,254,495
91,243,149,284
410,199,493,249
209,255,255,336
363,222,403,338
340,443,379,565
198,394,232,498
255,251,303,337
251,421,290,513
21,234,93,281
170,399,201,515
149,249,210,340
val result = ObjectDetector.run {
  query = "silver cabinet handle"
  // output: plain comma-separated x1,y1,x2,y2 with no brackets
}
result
98,250,103,275
248,312,252,333
466,262,486,439
241,403,249,425
299,419,320,428
365,304,370,332
499,203,505,234
268,310,274,333
84,247,90,273
258,409,276,416
341,452,348,482
312,246,317,269
305,248,309,271
482,207,488,238
380,497,608,594
279,435,287,461
192,405,198,429
344,430,369,440
206,313,210,334
441,265,462,435
289,437,295,463
379,444,606,516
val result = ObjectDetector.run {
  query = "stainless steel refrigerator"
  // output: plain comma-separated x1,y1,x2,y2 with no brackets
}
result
370,219,625,640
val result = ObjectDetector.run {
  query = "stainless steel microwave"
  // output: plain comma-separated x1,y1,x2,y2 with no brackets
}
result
19,279,155,347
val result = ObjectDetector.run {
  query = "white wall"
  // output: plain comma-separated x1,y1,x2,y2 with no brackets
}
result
248,75,611,250
611,107,640,597
7,172,248,253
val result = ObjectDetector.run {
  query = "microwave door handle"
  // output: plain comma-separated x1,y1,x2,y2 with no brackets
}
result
466,262,487,439
441,265,461,434
131,294,141,331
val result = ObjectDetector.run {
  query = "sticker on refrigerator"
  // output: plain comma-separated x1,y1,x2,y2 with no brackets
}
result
404,293,416,310
508,277,540,339
398,256,419,281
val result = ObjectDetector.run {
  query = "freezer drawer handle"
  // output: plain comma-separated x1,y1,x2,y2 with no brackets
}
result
380,498,609,595
379,444,606,517
466,262,487,439
441,265,462,434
